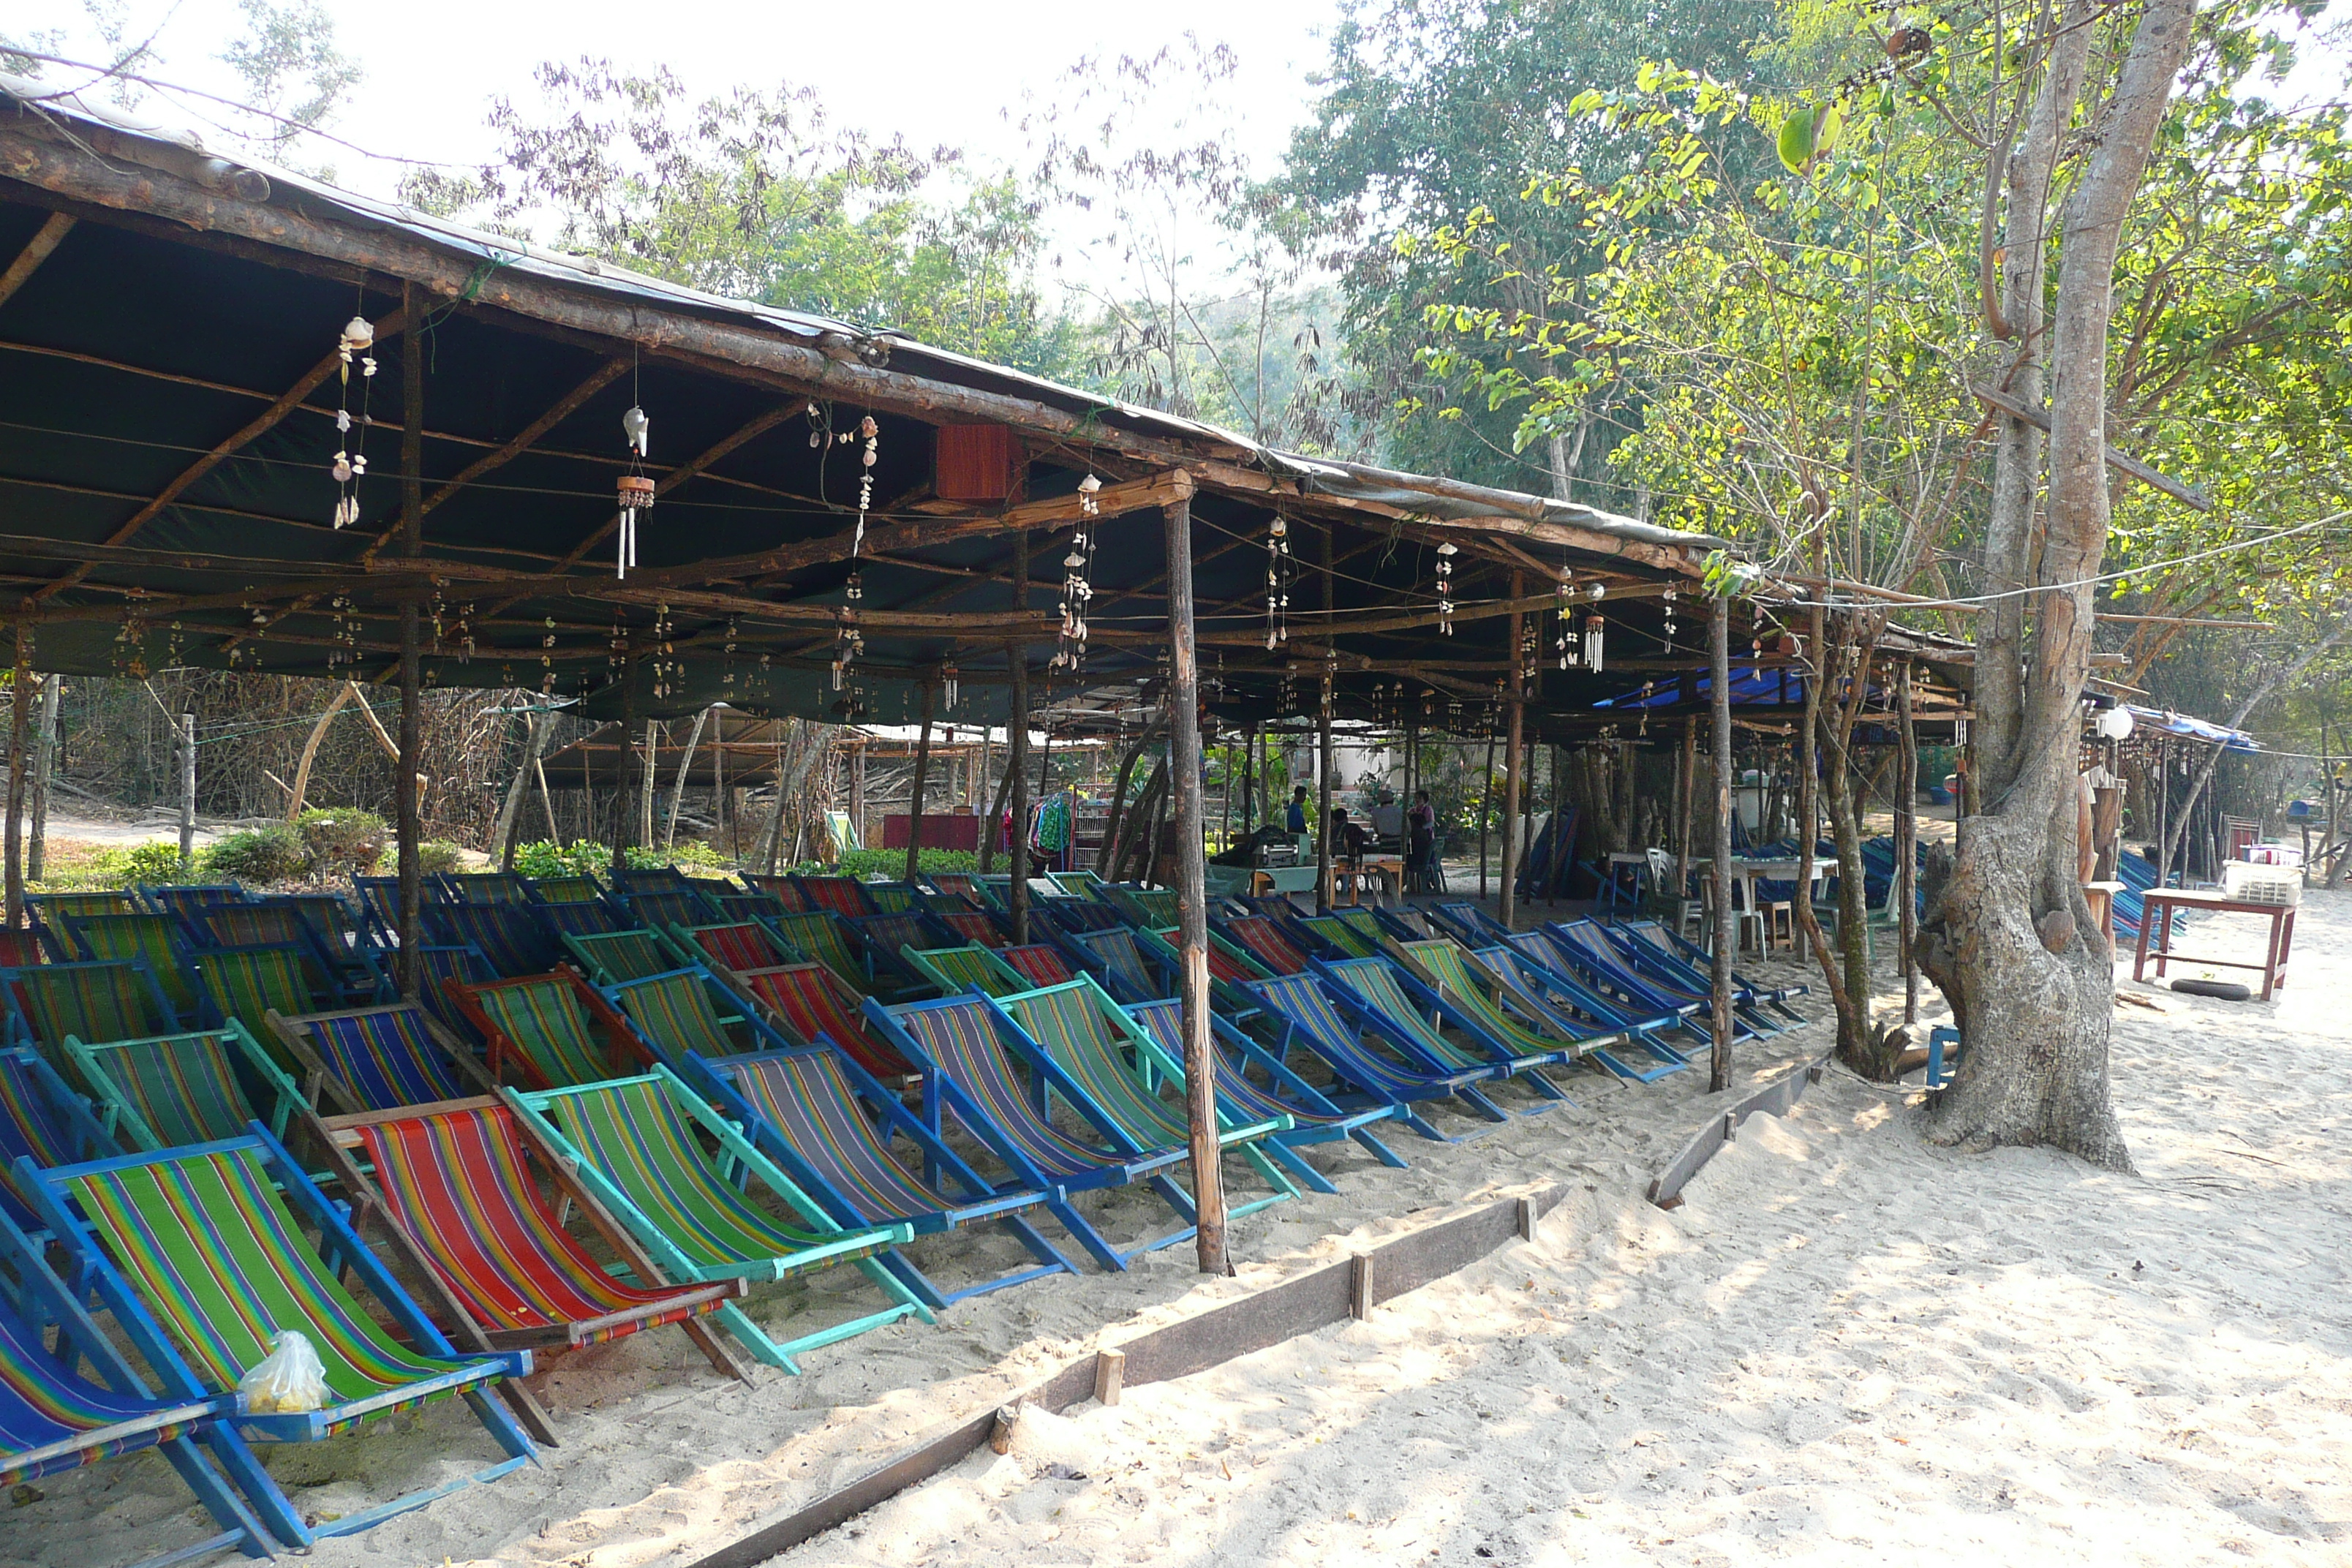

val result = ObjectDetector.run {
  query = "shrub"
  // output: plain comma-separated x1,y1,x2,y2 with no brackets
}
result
296,809,387,878
203,825,306,883
513,840,608,881
118,841,197,886
813,848,978,879
418,840,467,876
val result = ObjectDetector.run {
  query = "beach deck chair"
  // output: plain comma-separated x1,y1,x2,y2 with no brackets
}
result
1496,931,1712,1052
26,1131,535,1548
668,918,799,976
62,911,203,1017
1613,917,1810,1019
410,942,497,1042
726,962,915,1079
903,943,1033,1000
1309,954,1571,1106
1392,940,1637,1071
1131,924,1267,1019
0,959,180,1060
922,872,993,910
992,978,1295,1215
1047,870,1105,898
862,992,1201,1268
1218,915,1313,976
1371,904,1437,941
1056,926,1163,1004
862,883,923,916
0,929,48,970
63,1022,307,1152
0,1204,279,1564
196,902,357,1000
139,884,249,922
443,872,532,904
624,888,725,931
1425,900,1514,948
792,875,875,917
27,892,144,962
505,1067,929,1371
350,873,403,947
600,967,777,1068
527,874,609,905
1035,898,1123,937
254,893,390,999
1294,912,1382,960
1123,996,1409,1191
714,891,790,924
1540,920,1776,1039
0,1044,118,1232
1098,884,1180,927
447,970,657,1091
1243,973,1506,1134
932,908,1010,948
191,941,335,1035
531,895,627,946
309,1096,748,1388
687,1044,1084,1309
423,902,562,979
1466,944,1695,1079
995,943,1079,990
741,873,813,913
768,910,883,994
560,927,681,988
849,911,954,989
263,1001,497,1115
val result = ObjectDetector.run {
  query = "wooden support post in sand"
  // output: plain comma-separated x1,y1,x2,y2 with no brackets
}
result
1349,1251,1375,1320
394,284,426,993
1517,1195,1539,1243
904,680,935,884
3,625,28,929
177,709,197,873
1500,573,1526,929
1163,493,1227,1275
1093,1348,1126,1407
989,1405,1022,1456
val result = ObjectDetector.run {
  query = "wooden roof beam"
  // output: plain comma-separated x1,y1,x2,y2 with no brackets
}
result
0,212,73,309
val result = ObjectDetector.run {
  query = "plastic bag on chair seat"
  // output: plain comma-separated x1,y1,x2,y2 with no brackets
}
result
238,1330,328,1414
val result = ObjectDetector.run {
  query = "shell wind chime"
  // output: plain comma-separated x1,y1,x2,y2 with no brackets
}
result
329,313,376,528
1052,474,1104,672
617,403,652,578
1434,543,1458,634
1583,581,1607,672
1556,570,1580,670
1264,515,1292,649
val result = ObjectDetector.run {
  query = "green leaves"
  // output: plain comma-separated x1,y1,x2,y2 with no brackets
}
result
1775,101,1844,176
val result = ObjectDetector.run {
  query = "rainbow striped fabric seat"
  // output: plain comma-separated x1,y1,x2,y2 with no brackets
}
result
923,873,994,909
451,972,647,1090
510,1068,926,1371
527,874,608,905
26,1133,533,1548
1245,972,1509,1127
1298,913,1381,960
559,928,677,987
192,943,328,1030
535,897,625,940
903,944,1026,999
604,969,764,1065
625,889,723,930
1,960,180,1059
1396,939,1595,1059
284,1003,472,1112
1313,954,1557,1079
1461,944,1692,1082
1219,916,1311,976
742,873,813,913
353,1101,740,1349
676,920,797,976
1063,928,1158,1003
0,1205,272,1558
996,943,1076,989
0,1047,117,1230
61,913,200,1014
423,903,560,978
197,903,307,951
1099,885,1179,927
443,872,531,905
735,963,911,1079
64,1023,304,1152
792,876,873,917
768,912,870,992
933,909,1008,948
862,883,921,915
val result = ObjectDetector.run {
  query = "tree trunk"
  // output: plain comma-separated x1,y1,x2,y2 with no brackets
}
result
1922,0,2196,1169
491,709,551,868
27,674,56,883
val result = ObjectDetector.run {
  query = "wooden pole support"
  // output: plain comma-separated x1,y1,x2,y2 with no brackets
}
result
1093,1347,1126,1408
988,1403,1022,1456
1723,1110,1738,1142
1515,1195,1538,1243
1349,1251,1375,1321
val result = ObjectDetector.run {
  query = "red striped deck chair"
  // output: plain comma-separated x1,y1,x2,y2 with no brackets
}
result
0,1204,276,1560
676,920,799,976
732,962,913,1079
443,873,532,905
996,943,1077,989
1220,916,1311,976
924,872,995,909
742,874,812,913
792,875,873,917
320,1098,747,1368
265,1002,494,1115
559,928,677,987
20,1134,533,1549
0,930,45,969
447,970,655,1091
603,969,777,1067
935,908,1009,948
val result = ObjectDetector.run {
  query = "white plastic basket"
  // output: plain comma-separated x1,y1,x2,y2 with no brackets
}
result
2223,862,2301,907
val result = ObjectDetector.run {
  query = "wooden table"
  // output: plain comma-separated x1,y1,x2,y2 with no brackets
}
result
2132,889,2296,1000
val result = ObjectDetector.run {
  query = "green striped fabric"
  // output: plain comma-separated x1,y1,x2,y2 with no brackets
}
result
903,945,1022,998
562,930,674,987
530,875,607,905
769,914,866,992
1323,958,1486,1071
1300,915,1379,959
193,947,317,1031
472,978,609,1087
1398,940,1574,1057
611,973,743,1063
69,1032,257,1151
546,1077,841,1273
14,965,173,1055
64,915,197,1013
67,1146,467,1400
995,984,1186,1147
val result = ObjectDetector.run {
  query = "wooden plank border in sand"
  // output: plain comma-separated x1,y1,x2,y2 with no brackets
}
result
1646,1050,1834,1210
687,1183,1567,1568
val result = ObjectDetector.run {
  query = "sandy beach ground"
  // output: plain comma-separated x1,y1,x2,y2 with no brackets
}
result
14,892,2348,1567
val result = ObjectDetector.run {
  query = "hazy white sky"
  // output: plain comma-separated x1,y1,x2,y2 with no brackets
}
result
18,0,1340,196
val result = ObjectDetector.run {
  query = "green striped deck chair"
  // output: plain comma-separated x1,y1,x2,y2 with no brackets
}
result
444,872,532,904
1312,954,1569,1104
903,944,1029,999
0,1202,277,1559
26,892,143,961
792,876,872,917
729,963,913,1079
23,1134,532,1548
932,908,1009,949
528,875,608,905
689,1045,1081,1310
1101,885,1180,927
61,912,201,1015
192,943,331,1039
1063,927,1161,1004
1298,913,1382,959
265,1002,491,1116
505,1068,928,1371
1,960,179,1062
1397,939,1606,1064
560,928,677,987
448,971,653,1091
625,889,723,931
863,883,921,915
195,902,307,951
603,968,771,1066
1334,908,1387,948
1047,870,1104,897
991,978,1294,1216
995,943,1077,989
769,911,872,994
1131,925,1265,1019
63,1022,305,1152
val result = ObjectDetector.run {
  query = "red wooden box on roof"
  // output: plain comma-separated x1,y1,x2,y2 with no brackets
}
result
934,425,1014,502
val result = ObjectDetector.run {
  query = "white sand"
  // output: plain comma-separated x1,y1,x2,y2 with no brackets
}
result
15,894,2348,1566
